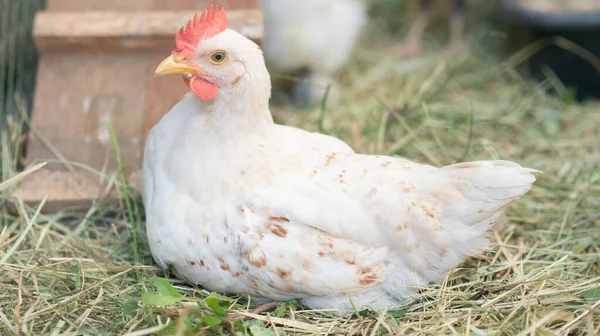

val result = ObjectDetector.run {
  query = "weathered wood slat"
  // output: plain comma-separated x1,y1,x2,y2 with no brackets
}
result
10,168,142,214
34,10,264,51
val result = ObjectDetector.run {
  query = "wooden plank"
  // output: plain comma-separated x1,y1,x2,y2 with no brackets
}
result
28,52,153,172
10,168,142,214
33,10,264,52
27,50,195,172
47,0,259,11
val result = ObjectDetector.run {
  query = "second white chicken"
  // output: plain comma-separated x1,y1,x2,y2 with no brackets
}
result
262,0,367,105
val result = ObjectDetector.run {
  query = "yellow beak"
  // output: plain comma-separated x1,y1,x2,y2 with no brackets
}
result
154,54,207,77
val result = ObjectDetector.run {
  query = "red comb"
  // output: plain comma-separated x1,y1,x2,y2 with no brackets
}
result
175,6,227,55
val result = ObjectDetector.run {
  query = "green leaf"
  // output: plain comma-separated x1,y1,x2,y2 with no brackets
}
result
274,302,287,318
206,292,234,302
561,87,577,104
205,297,228,316
249,324,277,336
157,315,198,335
233,320,250,335
157,323,177,336
286,299,300,310
203,315,223,327
387,307,408,318
582,288,600,300
149,277,182,298
141,292,183,307
123,297,140,316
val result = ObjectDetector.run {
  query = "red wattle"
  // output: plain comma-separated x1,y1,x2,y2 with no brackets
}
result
184,76,218,100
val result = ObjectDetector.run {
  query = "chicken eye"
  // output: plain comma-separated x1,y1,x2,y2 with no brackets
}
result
209,51,227,64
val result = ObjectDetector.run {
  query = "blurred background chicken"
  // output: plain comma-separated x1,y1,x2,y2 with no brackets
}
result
262,0,367,106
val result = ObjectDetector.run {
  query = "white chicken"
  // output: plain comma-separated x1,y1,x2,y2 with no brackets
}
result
143,7,538,316
261,0,367,104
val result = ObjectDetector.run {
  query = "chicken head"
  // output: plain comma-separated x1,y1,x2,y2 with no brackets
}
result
155,6,270,103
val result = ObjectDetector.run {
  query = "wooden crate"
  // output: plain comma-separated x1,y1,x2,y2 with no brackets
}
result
12,0,263,213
